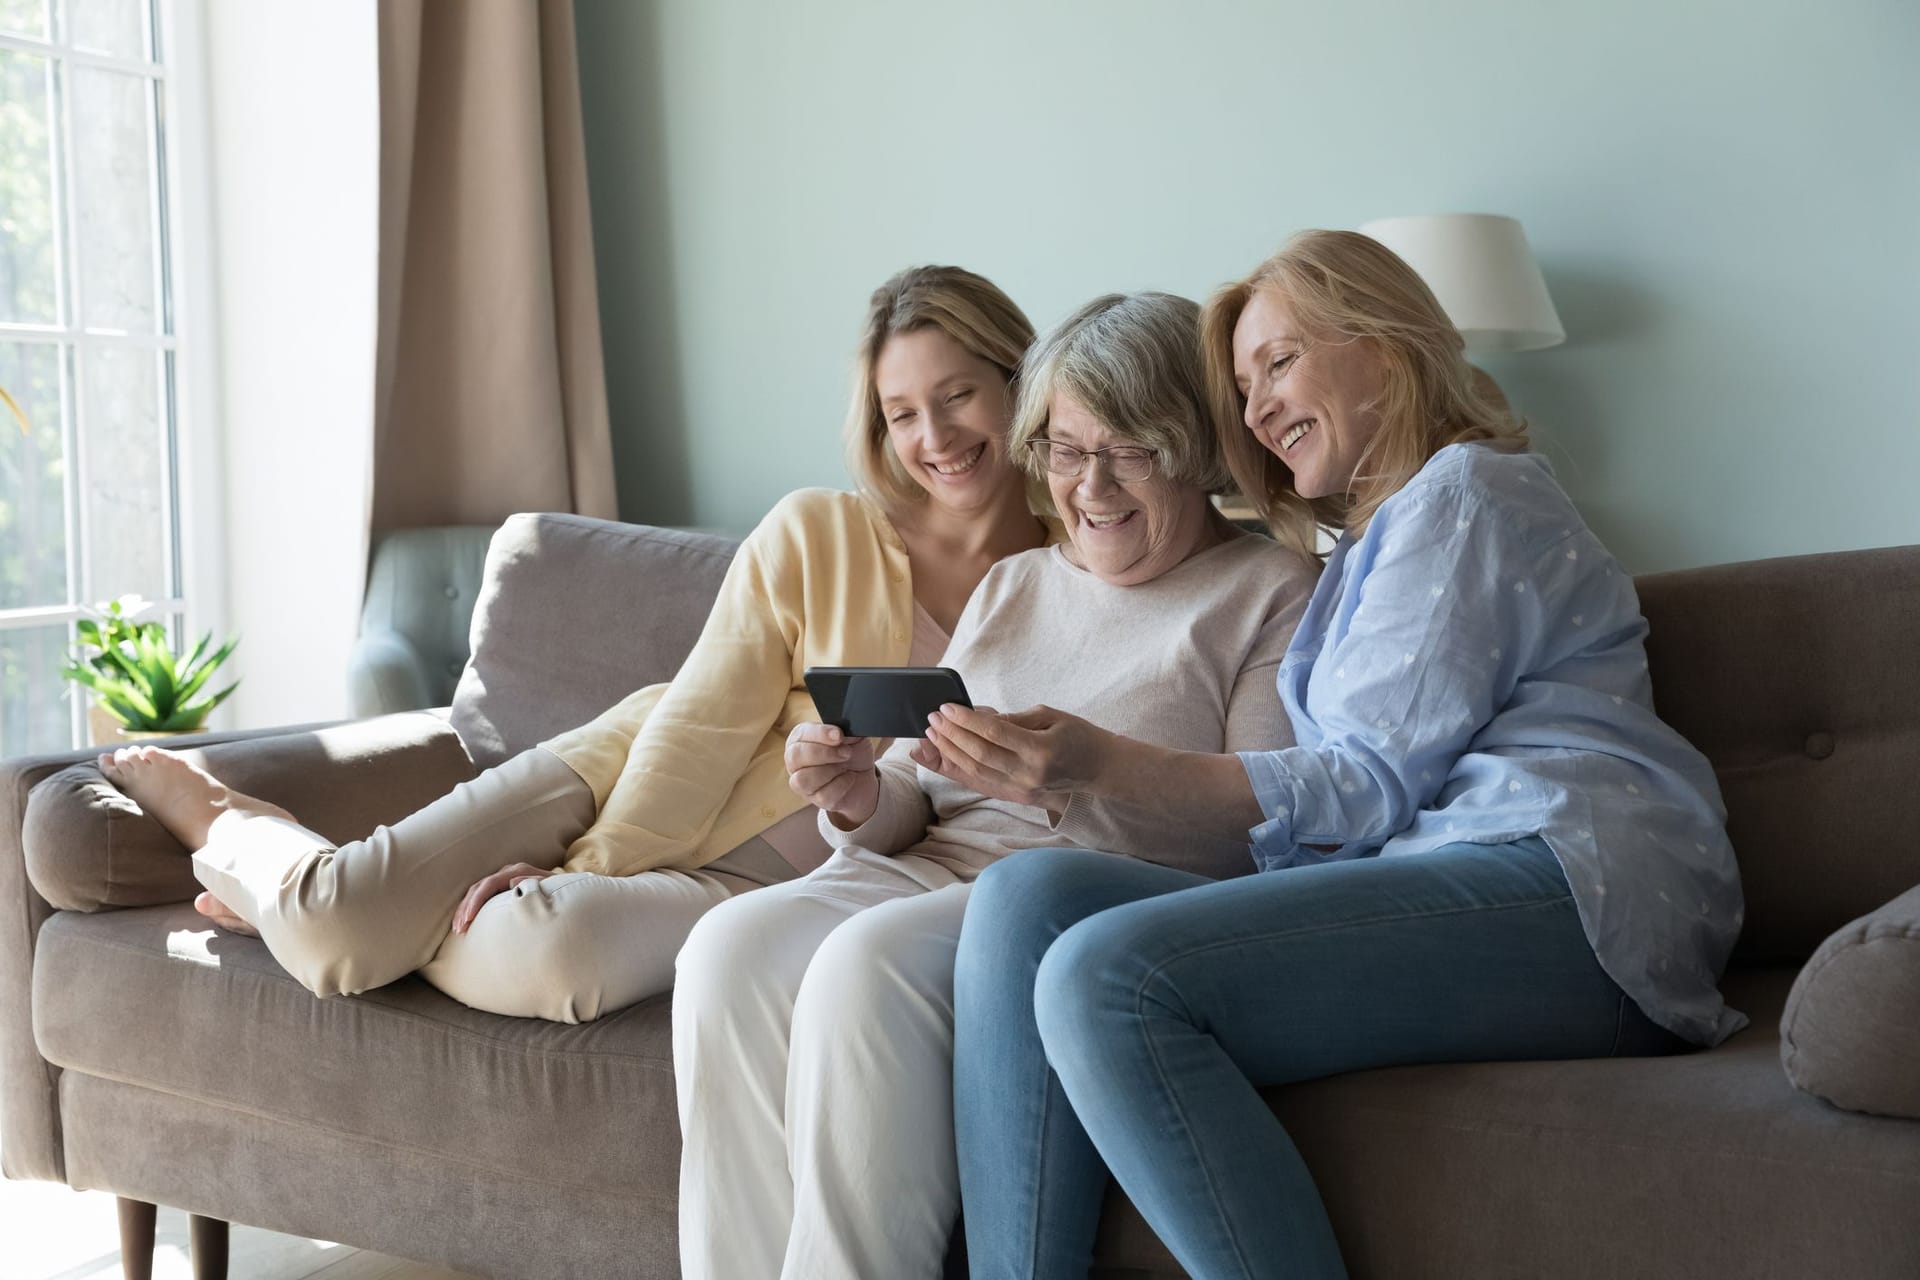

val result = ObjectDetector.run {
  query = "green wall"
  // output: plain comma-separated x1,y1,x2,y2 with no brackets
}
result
576,0,1919,572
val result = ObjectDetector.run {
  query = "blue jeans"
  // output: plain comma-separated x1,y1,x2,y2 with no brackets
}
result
951,841,1681,1280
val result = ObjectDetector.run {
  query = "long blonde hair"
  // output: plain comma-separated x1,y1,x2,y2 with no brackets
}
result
1200,229,1527,560
844,265,1041,514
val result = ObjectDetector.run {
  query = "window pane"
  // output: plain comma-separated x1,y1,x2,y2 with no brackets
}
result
0,49,60,325
67,0,147,61
0,0,49,40
0,622,74,757
80,342,164,602
0,341,69,609
69,65,156,332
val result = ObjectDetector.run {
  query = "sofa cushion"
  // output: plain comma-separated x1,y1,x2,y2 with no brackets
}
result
22,713,476,913
451,513,739,768
57,1072,676,1280
33,903,683,1200
1636,545,1920,962
1091,968,1920,1279
1780,884,1920,1119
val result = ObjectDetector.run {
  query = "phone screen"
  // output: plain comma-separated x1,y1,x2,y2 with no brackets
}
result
803,667,973,739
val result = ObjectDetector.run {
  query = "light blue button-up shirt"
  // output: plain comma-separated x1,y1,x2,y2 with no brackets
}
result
1239,443,1747,1046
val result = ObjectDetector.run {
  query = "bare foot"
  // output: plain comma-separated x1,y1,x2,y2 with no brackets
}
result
194,891,260,937
95,745,291,851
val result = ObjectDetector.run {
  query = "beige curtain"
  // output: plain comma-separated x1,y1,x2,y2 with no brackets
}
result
371,0,618,531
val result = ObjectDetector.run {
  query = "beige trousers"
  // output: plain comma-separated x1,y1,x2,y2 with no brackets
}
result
190,746,793,1022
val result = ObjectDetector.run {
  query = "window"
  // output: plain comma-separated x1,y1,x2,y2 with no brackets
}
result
0,0,185,755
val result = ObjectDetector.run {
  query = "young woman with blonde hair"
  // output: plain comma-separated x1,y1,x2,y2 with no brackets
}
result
939,231,1745,1279
95,264,1051,1025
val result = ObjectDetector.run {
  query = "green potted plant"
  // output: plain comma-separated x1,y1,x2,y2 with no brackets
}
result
60,595,241,744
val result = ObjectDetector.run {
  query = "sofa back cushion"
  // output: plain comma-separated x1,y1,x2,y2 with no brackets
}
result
1637,543,1920,963
451,514,739,769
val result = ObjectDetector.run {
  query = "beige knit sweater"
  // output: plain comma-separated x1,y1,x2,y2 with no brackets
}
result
828,531,1319,879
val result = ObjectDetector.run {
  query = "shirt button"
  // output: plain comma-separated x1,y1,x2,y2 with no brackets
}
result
761,806,776,818
889,571,905,584
894,631,907,642
443,585,459,599
1804,732,1835,760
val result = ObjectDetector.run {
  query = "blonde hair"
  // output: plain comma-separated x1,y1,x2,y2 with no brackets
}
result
844,265,1039,514
1008,292,1232,493
1200,229,1527,560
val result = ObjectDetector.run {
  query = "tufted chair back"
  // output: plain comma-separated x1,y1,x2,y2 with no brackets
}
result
348,525,499,716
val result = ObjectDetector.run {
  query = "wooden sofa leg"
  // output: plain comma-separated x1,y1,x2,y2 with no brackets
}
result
190,1214,230,1280
116,1198,157,1280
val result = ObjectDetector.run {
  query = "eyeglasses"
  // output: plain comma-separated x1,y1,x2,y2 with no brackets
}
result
1029,440,1159,483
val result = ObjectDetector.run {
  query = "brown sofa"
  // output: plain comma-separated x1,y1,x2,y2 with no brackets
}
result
4,514,1917,1279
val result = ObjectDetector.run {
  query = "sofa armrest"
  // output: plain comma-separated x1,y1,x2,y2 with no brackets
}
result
0,711,477,1183
348,629,440,718
1780,882,1920,1119
23,711,476,912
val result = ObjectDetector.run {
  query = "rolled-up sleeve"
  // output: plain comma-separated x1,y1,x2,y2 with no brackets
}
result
1240,485,1559,871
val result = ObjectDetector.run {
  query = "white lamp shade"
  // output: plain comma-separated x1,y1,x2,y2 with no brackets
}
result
1359,213,1565,353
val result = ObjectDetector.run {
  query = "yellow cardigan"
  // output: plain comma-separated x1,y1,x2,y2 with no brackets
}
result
543,488,913,876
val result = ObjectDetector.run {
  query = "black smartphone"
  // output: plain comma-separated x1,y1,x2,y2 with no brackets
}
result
802,666,973,739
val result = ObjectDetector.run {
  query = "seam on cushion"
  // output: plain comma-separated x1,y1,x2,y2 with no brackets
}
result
1289,1103,1920,1183
549,518,735,565
1606,994,1627,1057
43,930,676,1068
61,1068,674,1206
1859,923,1920,942
103,783,132,905
1781,1005,1804,1075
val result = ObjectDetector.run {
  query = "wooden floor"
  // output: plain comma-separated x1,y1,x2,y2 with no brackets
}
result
5,1177,477,1280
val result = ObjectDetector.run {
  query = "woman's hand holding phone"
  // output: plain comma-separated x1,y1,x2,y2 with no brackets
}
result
914,703,1103,817
785,722,879,830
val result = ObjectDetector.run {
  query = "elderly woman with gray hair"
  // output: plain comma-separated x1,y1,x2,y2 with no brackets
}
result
671,291,1319,1280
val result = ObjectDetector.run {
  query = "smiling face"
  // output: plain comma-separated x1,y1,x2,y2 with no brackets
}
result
1045,392,1215,586
1232,287,1388,501
874,327,1021,517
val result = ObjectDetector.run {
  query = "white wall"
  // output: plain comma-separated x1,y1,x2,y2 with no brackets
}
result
193,0,378,729
577,0,1920,574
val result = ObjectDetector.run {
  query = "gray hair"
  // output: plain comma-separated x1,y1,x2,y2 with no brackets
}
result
1008,291,1232,493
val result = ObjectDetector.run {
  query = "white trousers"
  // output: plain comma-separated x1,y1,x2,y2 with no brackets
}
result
673,844,985,1280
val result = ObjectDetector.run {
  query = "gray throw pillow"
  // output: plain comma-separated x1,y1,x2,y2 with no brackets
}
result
449,514,739,768
1779,883,1920,1118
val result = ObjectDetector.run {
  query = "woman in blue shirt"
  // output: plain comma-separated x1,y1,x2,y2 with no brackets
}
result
921,230,1746,1280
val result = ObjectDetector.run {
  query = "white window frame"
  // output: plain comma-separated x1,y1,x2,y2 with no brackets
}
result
0,0,224,752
